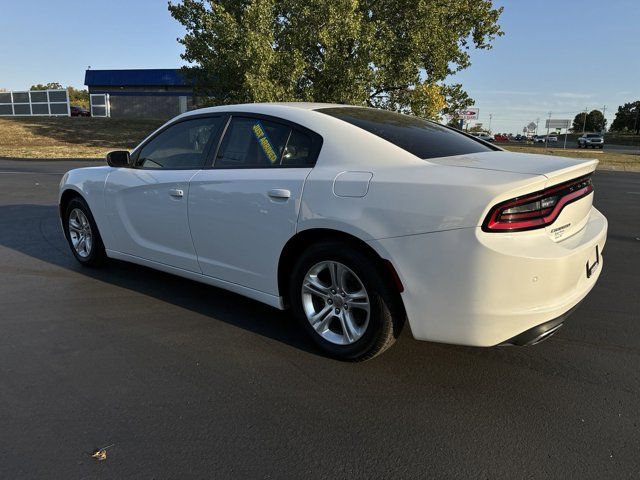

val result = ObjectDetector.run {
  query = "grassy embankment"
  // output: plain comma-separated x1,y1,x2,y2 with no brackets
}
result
501,144,640,172
0,117,163,159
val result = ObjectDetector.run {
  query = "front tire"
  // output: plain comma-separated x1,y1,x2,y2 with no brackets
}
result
63,196,106,267
289,241,404,361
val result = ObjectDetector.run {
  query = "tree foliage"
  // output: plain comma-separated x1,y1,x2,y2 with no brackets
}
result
67,87,90,109
571,109,607,133
610,101,640,134
30,82,63,91
168,0,503,119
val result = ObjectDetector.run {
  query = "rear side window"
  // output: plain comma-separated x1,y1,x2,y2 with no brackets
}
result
215,117,318,168
318,107,496,160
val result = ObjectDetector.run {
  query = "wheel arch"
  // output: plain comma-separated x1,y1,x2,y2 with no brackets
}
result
277,228,405,311
59,187,85,219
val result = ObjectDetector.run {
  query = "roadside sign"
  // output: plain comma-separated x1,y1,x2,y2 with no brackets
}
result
457,108,479,120
526,122,537,132
545,119,570,129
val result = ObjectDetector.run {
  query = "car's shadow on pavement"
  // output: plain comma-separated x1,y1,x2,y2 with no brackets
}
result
3,203,600,374
0,203,323,356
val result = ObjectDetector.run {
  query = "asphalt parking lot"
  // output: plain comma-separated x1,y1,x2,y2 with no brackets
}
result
1,158,639,479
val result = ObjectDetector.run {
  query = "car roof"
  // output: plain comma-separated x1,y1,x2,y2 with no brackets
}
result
184,102,346,115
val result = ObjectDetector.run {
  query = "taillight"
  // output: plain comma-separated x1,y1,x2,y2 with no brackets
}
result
482,175,593,232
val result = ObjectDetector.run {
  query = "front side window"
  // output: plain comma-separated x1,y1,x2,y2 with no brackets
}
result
136,117,222,169
318,107,497,160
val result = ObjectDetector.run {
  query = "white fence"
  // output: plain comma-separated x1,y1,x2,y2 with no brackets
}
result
0,89,70,116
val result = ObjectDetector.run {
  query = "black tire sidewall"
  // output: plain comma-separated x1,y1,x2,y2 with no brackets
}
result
64,197,105,266
289,242,396,360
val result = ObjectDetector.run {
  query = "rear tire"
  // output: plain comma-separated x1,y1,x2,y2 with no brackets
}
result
63,196,106,267
289,241,404,361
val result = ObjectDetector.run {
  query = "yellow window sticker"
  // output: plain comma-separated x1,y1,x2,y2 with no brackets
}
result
252,121,278,164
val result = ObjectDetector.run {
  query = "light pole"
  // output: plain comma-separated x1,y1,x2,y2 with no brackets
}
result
488,113,493,133
545,112,551,149
582,107,588,133
601,105,606,148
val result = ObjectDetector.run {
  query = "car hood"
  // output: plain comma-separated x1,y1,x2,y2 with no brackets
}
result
427,151,598,180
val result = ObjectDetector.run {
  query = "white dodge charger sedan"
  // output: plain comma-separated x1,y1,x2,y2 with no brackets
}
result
59,103,607,360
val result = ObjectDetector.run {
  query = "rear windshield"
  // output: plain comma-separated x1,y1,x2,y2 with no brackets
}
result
586,134,601,138
318,107,497,159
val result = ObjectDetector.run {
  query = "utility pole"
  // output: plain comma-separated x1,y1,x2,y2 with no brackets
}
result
582,107,588,133
545,112,551,149
535,118,540,136
488,113,493,133
634,107,640,155
602,105,606,148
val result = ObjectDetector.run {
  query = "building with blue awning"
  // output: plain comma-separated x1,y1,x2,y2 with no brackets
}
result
84,69,195,118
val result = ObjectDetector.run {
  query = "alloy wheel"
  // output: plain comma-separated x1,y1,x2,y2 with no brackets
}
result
68,208,93,258
301,261,370,345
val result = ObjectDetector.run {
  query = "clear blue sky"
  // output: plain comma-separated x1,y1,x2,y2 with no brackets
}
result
1,0,637,133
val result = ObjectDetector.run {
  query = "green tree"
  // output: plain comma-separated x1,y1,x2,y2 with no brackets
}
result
571,112,586,133
168,0,503,119
610,101,640,134
441,84,475,123
67,86,90,108
571,109,607,133
588,109,606,132
30,82,63,90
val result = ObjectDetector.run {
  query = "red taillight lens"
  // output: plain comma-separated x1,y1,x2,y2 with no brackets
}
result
482,175,593,232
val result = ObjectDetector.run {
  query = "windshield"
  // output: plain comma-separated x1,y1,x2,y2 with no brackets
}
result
318,107,497,160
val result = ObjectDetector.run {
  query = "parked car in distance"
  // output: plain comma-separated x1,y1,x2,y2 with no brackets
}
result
59,103,607,361
578,133,604,149
534,135,558,143
493,134,509,143
70,105,90,117
513,134,526,141
473,132,494,142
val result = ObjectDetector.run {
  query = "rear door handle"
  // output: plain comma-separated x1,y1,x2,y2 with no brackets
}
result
267,189,291,199
169,188,184,198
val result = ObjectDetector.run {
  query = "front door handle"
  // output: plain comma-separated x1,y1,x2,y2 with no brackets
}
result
267,189,291,199
169,188,184,198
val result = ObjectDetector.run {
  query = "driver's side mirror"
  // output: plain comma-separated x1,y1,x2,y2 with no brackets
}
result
106,150,130,168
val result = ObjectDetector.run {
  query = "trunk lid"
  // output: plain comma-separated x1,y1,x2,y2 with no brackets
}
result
432,151,598,241
428,150,598,180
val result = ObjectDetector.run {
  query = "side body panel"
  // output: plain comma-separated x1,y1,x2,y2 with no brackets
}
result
103,168,201,272
188,168,310,295
59,166,114,247
367,207,608,346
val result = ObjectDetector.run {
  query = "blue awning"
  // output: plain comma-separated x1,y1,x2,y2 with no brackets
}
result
84,69,191,87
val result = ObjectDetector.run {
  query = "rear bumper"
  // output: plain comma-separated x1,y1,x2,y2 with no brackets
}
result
498,300,583,346
368,206,607,347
